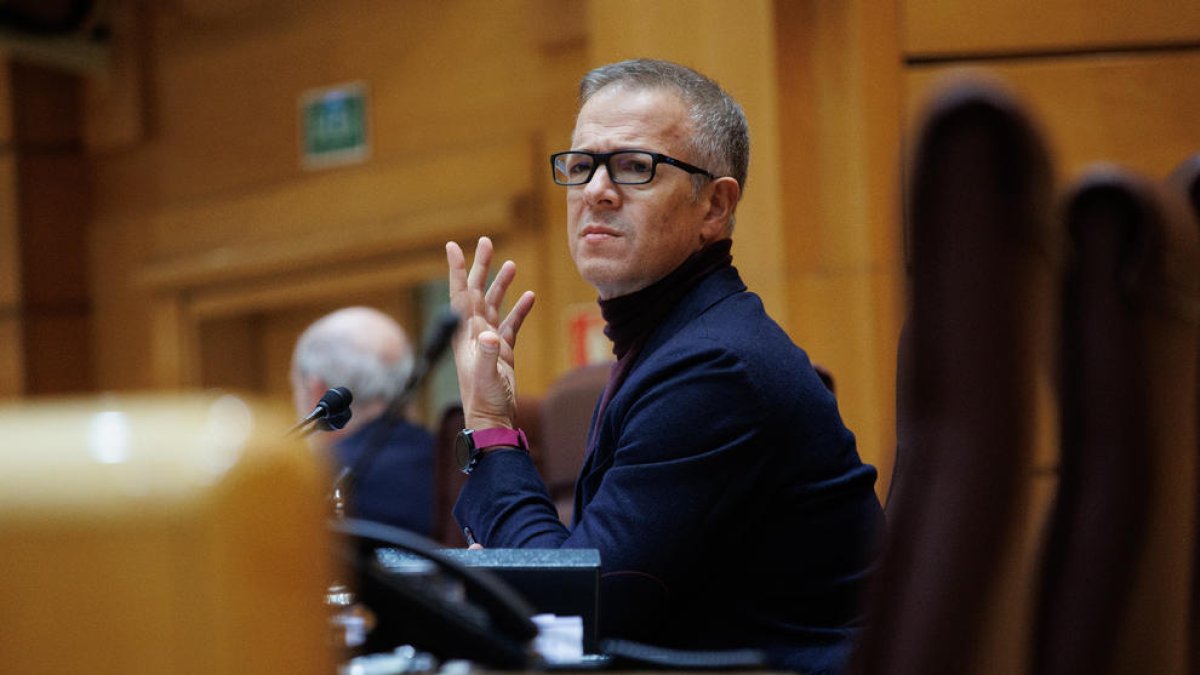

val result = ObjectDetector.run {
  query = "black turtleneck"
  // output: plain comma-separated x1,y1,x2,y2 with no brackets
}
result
590,239,734,438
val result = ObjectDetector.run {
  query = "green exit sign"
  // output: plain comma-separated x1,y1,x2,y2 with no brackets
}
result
300,82,370,169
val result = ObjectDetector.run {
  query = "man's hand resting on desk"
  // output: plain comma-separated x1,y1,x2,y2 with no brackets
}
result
446,236,536,431
462,527,485,550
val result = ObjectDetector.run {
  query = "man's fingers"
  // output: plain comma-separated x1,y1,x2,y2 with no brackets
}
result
499,291,536,345
447,242,468,305
474,330,502,378
484,260,517,310
466,236,494,293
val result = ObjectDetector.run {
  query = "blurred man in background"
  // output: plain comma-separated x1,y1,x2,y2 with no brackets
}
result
291,306,434,535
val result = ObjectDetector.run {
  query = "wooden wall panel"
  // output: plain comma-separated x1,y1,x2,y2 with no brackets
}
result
0,61,21,399
774,0,905,488
906,51,1200,180
904,0,1200,58
0,156,19,309
144,2,580,207
11,63,92,395
198,315,262,392
17,154,89,307
0,317,23,399
537,160,601,381
87,1,585,402
82,0,150,152
255,290,415,406
0,57,10,143
89,214,155,391
142,142,532,264
588,0,790,327
22,313,92,394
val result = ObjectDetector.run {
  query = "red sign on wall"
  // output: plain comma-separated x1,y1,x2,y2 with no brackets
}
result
568,306,610,367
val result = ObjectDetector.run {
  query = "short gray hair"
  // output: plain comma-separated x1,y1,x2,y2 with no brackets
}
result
580,58,749,227
291,308,414,405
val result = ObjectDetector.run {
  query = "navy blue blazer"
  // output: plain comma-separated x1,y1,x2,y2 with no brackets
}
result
455,267,884,674
337,416,435,536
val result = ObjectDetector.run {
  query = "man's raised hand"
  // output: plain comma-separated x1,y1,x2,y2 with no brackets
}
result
445,236,535,430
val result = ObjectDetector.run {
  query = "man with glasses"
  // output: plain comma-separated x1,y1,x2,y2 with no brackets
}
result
446,59,883,673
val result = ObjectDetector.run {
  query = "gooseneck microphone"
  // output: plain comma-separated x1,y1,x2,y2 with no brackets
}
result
333,309,461,504
289,386,354,438
385,309,461,421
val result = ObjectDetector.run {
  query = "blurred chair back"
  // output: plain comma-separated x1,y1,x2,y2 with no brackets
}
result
0,393,335,675
539,363,609,524
1167,152,1200,675
1034,168,1200,675
1168,154,1200,217
432,402,467,546
852,79,1060,675
431,396,544,546
812,362,836,395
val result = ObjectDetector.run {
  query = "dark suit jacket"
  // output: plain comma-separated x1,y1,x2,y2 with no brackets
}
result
337,416,435,536
455,266,884,674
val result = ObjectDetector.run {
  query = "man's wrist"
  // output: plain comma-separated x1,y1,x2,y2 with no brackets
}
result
464,413,514,430
455,427,529,474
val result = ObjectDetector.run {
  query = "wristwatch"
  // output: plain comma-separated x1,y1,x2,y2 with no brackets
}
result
455,427,529,474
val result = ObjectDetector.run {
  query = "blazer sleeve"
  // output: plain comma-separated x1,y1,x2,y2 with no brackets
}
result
454,344,777,639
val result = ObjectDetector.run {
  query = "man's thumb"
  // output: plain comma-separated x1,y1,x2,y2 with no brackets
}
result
478,330,501,356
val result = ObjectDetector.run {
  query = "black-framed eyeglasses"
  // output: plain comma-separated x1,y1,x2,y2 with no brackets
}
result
550,150,715,186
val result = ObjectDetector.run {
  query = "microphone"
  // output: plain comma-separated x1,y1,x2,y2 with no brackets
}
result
385,309,460,420
334,309,460,503
289,386,354,437
322,406,353,431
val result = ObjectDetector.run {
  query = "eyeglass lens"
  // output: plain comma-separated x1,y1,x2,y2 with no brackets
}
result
554,152,656,185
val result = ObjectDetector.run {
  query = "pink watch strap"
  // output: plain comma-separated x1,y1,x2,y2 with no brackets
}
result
471,427,528,451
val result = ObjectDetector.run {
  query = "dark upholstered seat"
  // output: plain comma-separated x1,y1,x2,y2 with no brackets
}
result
1034,167,1200,675
538,363,609,525
430,394,544,546
1166,152,1200,675
852,78,1059,675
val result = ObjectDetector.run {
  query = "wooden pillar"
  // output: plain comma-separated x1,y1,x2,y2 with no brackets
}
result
774,0,905,492
10,61,93,395
0,59,24,399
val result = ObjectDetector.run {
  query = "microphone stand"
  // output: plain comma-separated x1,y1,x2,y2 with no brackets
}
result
330,309,460,513
323,310,459,657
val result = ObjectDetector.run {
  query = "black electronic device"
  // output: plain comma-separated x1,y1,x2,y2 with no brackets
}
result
425,548,601,654
340,521,769,671
332,518,540,669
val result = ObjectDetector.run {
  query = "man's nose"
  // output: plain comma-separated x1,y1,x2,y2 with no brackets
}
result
583,163,619,205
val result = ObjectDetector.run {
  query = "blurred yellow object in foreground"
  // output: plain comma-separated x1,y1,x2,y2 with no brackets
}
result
0,392,336,675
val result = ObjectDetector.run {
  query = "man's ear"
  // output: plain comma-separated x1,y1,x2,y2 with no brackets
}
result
699,176,741,241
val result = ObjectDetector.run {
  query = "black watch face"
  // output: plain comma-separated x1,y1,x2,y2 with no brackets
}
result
454,430,475,471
